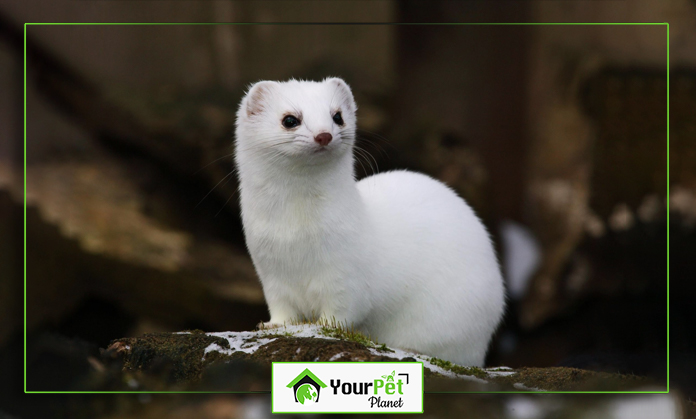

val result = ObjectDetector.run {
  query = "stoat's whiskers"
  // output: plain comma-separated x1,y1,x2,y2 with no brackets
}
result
196,170,236,209
234,134,299,154
215,186,238,217
355,145,379,176
194,152,235,175
211,147,289,216
340,140,379,177
355,129,394,161
356,128,396,148
197,135,297,211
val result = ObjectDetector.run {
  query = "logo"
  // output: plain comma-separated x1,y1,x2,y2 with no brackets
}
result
286,368,328,404
273,362,423,413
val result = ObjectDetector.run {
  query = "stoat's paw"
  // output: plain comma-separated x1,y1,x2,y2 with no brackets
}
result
257,321,283,330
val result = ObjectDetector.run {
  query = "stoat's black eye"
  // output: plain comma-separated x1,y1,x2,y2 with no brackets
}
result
282,115,300,129
332,112,344,126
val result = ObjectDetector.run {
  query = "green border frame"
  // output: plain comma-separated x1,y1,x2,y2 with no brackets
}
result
23,22,670,395
271,362,424,414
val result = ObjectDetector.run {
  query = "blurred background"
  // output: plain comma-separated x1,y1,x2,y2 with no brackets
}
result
0,0,694,417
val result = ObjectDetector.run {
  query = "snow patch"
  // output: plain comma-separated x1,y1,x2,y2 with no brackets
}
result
199,324,524,388
485,367,517,377
203,331,277,359
329,352,348,361
201,324,334,360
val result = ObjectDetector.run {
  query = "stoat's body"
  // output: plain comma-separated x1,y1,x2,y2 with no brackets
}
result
234,78,505,366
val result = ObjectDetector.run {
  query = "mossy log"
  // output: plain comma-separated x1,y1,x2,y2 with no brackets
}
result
101,324,651,393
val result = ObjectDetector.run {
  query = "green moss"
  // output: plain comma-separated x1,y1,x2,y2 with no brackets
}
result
377,343,394,353
319,325,375,347
284,315,380,348
115,332,232,385
429,357,488,379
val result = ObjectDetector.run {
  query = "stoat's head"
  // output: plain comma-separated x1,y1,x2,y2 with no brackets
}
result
235,78,357,166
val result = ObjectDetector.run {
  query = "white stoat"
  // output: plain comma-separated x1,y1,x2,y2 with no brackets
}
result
234,77,505,366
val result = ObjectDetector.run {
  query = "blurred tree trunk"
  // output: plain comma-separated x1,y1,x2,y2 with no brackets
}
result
0,13,267,342
393,0,531,223
0,23,22,344
518,9,673,328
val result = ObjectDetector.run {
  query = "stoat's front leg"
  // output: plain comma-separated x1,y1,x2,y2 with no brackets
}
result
257,284,297,329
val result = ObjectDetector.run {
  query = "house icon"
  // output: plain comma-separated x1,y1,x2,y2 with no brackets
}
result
286,368,328,403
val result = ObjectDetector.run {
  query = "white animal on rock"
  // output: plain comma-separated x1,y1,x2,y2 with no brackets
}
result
234,77,505,366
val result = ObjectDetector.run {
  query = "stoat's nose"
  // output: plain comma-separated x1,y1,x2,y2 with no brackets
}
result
314,132,333,146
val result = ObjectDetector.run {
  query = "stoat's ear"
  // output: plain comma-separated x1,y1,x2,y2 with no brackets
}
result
244,81,277,117
325,77,356,113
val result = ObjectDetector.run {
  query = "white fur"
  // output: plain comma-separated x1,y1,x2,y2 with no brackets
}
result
234,78,505,366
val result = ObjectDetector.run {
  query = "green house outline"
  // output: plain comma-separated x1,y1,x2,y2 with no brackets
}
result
286,368,328,389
